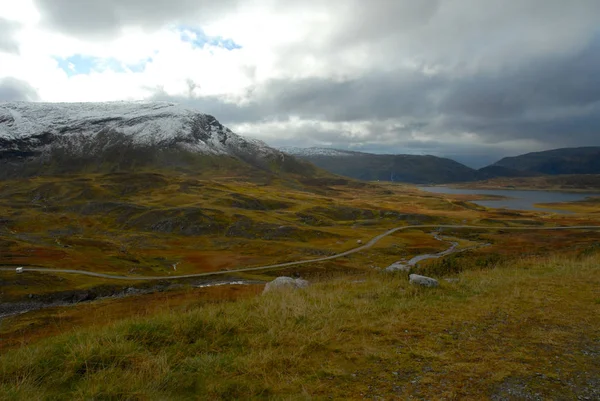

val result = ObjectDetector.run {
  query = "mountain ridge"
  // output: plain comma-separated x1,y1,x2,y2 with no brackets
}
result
0,101,316,179
281,147,480,184
491,146,600,175
283,146,600,184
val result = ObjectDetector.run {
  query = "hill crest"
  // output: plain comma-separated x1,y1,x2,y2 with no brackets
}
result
0,101,314,178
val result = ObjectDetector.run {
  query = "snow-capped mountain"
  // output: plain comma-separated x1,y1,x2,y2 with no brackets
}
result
0,101,311,178
279,147,360,157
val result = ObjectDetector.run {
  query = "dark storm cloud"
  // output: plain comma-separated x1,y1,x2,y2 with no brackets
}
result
439,35,600,145
152,70,442,125
0,78,40,101
0,18,20,54
257,73,443,122
169,32,600,148
33,0,239,38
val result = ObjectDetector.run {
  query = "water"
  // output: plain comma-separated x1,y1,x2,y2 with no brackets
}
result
419,186,598,214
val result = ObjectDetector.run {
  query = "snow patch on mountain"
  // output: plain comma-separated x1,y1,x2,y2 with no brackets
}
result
279,147,361,157
0,101,276,158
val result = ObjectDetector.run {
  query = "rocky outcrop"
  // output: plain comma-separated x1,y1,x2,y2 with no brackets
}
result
409,274,439,288
262,277,310,294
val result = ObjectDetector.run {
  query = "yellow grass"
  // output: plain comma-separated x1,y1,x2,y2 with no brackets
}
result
1,254,598,400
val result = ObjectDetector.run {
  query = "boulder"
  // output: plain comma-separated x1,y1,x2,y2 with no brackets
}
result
385,262,410,273
263,277,310,294
409,274,439,288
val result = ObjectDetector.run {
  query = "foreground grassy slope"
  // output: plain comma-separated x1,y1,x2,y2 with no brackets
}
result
1,254,598,400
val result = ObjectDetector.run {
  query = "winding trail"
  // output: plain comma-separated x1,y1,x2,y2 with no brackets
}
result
1,225,599,281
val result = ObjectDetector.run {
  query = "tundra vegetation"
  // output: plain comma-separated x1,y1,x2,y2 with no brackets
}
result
0,170,599,399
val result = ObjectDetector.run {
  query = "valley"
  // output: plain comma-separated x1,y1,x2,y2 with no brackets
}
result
283,146,600,185
2,0,600,396
1,171,599,359
0,103,599,399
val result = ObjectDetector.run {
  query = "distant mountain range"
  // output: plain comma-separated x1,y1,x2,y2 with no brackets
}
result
1,102,598,185
0,102,317,179
281,146,600,184
279,147,480,184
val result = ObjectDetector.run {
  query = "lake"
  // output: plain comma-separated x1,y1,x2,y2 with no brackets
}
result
419,186,598,214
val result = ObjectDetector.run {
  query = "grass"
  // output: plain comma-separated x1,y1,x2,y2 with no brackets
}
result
0,172,468,301
1,254,598,399
2,171,600,399
535,196,600,214
0,284,262,351
451,174,600,192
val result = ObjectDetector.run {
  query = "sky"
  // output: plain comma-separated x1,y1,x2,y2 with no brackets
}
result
1,1,600,167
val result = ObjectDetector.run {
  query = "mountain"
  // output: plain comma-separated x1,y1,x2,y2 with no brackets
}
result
491,147,600,175
476,165,538,180
281,147,480,184
0,102,316,179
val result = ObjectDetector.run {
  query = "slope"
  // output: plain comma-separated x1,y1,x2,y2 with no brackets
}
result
0,102,316,179
281,148,480,184
491,146,600,175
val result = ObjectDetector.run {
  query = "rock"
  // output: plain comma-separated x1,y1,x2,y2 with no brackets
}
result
385,262,410,272
409,274,439,288
126,287,141,295
263,277,310,294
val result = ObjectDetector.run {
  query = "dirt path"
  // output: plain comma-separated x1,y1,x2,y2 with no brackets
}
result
2,225,599,280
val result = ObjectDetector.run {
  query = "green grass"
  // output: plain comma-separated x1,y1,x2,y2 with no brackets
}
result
1,254,598,400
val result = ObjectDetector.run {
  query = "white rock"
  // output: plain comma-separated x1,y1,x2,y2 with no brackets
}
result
409,274,439,288
263,277,310,294
385,262,410,272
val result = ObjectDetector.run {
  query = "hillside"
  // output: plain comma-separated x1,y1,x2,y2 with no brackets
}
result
451,174,600,192
1,254,598,399
2,106,600,399
281,148,480,184
492,146,600,175
0,102,316,179
476,165,538,180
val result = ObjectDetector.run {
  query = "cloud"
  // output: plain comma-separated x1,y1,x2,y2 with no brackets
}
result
145,27,600,167
0,18,20,54
32,0,240,38
1,0,599,167
0,77,39,101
